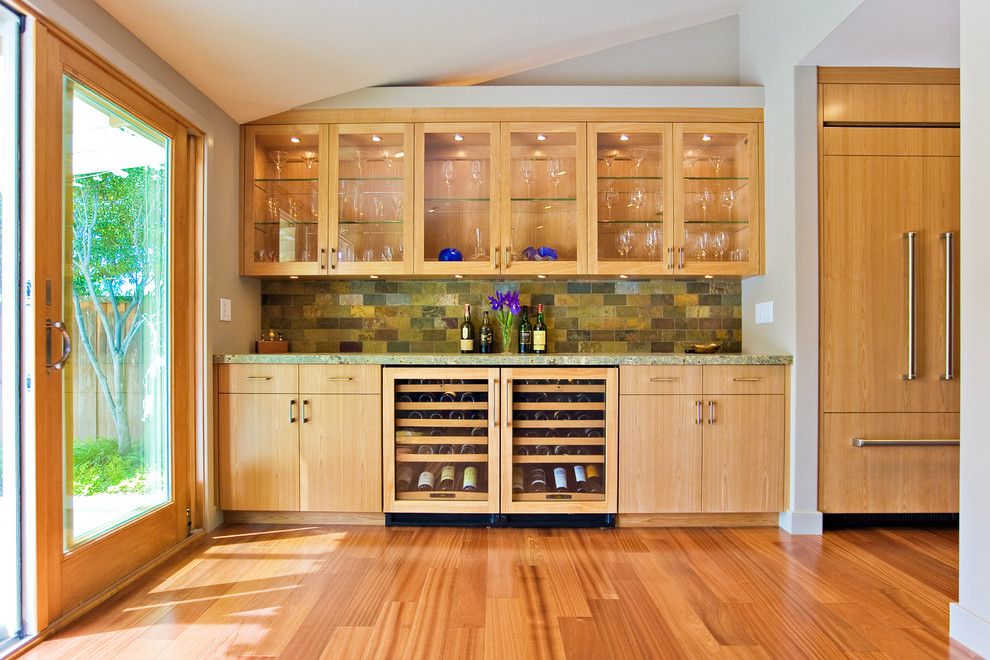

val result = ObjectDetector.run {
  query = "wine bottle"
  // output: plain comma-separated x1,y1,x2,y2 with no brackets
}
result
553,445,569,455
462,466,479,492
438,444,455,454
518,306,532,353
460,303,475,353
459,444,477,454
512,466,525,494
573,465,588,492
479,310,493,354
533,303,547,354
526,467,547,493
439,464,456,491
533,445,551,455
585,464,603,493
553,466,569,492
416,466,436,491
396,465,414,492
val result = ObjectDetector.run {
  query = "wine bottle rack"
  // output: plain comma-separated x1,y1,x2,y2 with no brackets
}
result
501,368,618,514
383,367,500,513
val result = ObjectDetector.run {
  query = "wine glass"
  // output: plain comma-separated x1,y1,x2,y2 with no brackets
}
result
654,190,665,217
381,150,394,170
603,184,619,220
629,186,646,210
351,182,363,220
372,195,385,221
599,148,616,172
470,160,484,190
616,229,634,259
697,189,714,221
548,158,564,189
390,193,404,221
440,159,454,189
709,155,723,177
302,151,317,171
270,150,288,179
354,148,366,174
266,196,279,221
382,245,394,262
631,147,648,171
684,149,699,175
695,232,711,261
720,188,737,221
520,158,535,191
712,231,728,261
645,227,661,259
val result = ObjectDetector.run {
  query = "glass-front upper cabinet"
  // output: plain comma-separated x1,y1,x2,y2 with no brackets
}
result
500,123,586,275
672,123,761,275
330,124,414,275
587,123,672,275
415,123,500,275
242,124,328,276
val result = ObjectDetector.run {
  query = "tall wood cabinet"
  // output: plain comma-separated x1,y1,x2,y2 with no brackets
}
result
818,68,960,513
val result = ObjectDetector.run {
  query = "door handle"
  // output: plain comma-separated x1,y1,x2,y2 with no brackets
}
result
301,399,310,423
942,231,955,380
707,400,716,424
492,378,499,427
904,231,918,380
492,245,498,269
327,376,353,381
678,247,685,269
289,399,297,423
695,400,703,425
46,319,72,371
505,378,512,427
650,377,679,382
667,247,675,270
732,377,762,382
504,246,511,268
320,247,327,270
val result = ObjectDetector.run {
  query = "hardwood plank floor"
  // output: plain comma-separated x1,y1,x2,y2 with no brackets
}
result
22,525,980,659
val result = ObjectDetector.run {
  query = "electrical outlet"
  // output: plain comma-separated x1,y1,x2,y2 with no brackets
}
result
219,297,232,322
755,301,773,325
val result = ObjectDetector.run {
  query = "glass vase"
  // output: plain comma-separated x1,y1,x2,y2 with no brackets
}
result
499,320,515,354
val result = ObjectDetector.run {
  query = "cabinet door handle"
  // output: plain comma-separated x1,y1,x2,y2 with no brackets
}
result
732,377,762,382
289,399,297,423
504,246,511,268
650,377,679,382
492,378,499,427
707,400,716,424
942,231,955,380
492,245,499,269
695,400,703,425
45,319,72,371
667,247,675,270
852,437,959,447
320,247,327,270
301,399,310,423
246,376,272,381
330,247,338,270
678,247,685,269
904,231,918,380
505,378,512,427
327,376,353,381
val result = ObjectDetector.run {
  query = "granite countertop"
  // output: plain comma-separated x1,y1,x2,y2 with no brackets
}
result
214,353,792,366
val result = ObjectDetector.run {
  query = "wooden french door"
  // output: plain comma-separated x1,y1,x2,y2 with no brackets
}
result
33,27,197,625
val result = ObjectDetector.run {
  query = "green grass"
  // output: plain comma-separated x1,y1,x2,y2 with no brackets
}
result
72,437,148,496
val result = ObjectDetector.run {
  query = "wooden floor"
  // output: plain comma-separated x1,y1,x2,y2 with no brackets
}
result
24,524,978,659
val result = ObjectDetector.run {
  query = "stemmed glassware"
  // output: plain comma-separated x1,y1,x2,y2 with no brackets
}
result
382,245,394,262
470,160,484,191
354,149,366,174
712,231,728,260
616,229,634,259
372,195,385,221
694,232,711,261
684,149,699,175
520,158,535,194
390,192,404,221
629,186,646,211
351,182,363,220
603,183,619,220
720,188,737,221
709,155,723,177
631,148,648,171
599,149,617,172
645,227,661,259
302,151,317,171
380,150,394,170
440,159,454,190
697,189,715,221
271,150,288,178
548,158,564,189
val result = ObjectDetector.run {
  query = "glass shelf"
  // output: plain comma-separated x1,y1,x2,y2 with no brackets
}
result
423,197,491,203
597,219,664,225
510,197,577,202
254,177,319,183
340,177,403,182
598,176,662,181
683,219,750,224
684,176,749,181
339,220,403,225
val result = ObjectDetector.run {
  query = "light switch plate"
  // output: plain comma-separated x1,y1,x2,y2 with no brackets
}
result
219,297,232,322
755,301,773,325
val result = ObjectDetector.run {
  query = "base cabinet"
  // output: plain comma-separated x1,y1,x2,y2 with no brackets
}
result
618,365,786,514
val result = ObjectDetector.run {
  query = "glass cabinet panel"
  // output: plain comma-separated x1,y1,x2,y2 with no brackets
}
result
333,124,413,275
416,123,499,274
588,124,669,274
384,368,500,514
245,125,326,275
675,123,759,274
501,124,585,273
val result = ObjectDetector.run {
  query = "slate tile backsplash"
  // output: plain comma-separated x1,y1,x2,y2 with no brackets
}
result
261,279,742,354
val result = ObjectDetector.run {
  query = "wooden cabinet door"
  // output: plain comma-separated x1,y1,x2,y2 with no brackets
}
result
299,394,382,512
822,154,959,413
702,395,784,513
618,395,702,513
218,393,299,511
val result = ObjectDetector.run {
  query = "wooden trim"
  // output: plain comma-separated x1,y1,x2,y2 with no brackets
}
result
221,511,386,525
817,67,959,85
250,107,764,126
615,512,779,527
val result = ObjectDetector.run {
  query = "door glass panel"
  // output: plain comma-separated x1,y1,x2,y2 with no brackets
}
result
0,4,21,644
508,130,578,262
422,131,492,264
337,132,405,264
62,78,172,548
250,129,320,266
595,131,664,263
682,131,751,264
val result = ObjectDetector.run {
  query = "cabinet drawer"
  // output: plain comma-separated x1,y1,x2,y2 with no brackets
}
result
702,365,784,395
219,364,298,394
820,412,959,513
619,365,701,395
300,364,381,394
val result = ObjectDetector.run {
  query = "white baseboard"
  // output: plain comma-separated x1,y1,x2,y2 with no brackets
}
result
778,510,823,535
950,603,990,657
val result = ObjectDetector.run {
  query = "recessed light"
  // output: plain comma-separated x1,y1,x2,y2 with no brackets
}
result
619,274,629,279
370,275,379,279
371,135,382,142
619,134,629,141
704,274,714,279
454,274,464,279
536,133,547,141
289,275,299,279
453,134,464,142
537,274,547,279
395,151,405,158
701,134,712,142
289,136,300,143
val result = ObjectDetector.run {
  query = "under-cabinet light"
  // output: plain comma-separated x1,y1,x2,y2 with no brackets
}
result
395,151,405,158
537,133,547,141
370,275,379,279
453,134,464,141
537,274,547,279
454,274,464,279
701,134,712,142
619,134,629,141
289,136,300,143
371,135,382,142
704,274,714,279
289,275,299,279
619,274,629,279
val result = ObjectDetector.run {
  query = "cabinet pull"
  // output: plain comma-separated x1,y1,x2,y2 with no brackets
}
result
852,438,959,447
695,400,703,425
327,376,353,381
330,247,338,270
504,246,511,268
302,399,310,423
492,378,499,427
903,231,918,380
320,247,327,270
492,245,499,269
650,377,679,382
289,399,297,423
942,231,955,380
245,376,272,381
707,400,716,424
678,247,685,269
732,377,762,382
667,247,675,270
506,379,512,427
45,319,72,371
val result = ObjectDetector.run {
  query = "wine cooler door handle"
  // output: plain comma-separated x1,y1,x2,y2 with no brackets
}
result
505,379,512,427
289,399,297,423
942,231,955,380
245,376,272,381
492,378,499,427
301,399,309,423
45,319,72,371
707,400,716,424
903,231,918,380
695,400,703,425
326,377,353,381
732,377,762,382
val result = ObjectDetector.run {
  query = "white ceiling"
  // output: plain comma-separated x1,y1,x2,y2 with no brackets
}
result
92,0,744,123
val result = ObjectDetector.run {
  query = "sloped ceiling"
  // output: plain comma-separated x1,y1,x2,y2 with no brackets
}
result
92,0,744,122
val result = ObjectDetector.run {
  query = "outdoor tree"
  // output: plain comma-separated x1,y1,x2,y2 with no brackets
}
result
71,166,166,454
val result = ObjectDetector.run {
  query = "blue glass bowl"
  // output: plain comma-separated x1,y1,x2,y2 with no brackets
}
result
438,248,463,261
522,246,558,261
